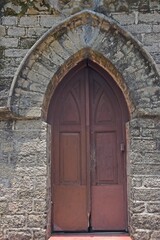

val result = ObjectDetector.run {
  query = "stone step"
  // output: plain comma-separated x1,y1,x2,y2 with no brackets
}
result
49,235,132,240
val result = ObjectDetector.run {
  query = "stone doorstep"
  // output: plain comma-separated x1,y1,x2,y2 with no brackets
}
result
49,235,132,240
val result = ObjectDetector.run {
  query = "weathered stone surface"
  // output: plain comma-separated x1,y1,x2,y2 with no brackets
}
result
133,230,151,240
8,26,25,37
151,231,160,240
147,203,160,213
26,27,47,38
2,16,18,26
0,37,19,48
5,49,28,58
132,214,160,230
0,3,160,240
131,201,145,213
27,214,46,228
19,16,39,27
0,25,6,37
1,215,26,228
133,189,160,202
5,230,32,240
143,177,160,188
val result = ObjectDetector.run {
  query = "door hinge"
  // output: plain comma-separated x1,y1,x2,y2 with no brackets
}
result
120,143,125,152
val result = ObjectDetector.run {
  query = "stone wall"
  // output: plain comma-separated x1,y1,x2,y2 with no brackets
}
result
1,5,160,109
128,118,160,240
0,1,160,240
0,120,50,240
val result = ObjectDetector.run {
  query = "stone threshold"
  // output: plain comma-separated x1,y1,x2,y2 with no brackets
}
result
49,234,132,240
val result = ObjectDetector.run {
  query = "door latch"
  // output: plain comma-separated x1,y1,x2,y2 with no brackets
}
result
120,143,125,152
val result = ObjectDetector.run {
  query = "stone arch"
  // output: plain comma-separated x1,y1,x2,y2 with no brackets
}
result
8,10,160,120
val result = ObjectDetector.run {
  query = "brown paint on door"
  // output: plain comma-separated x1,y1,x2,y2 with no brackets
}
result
48,60,129,233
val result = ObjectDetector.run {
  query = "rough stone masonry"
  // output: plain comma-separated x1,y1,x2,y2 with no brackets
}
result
0,1,160,240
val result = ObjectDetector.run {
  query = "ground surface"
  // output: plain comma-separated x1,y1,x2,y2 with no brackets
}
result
49,235,132,240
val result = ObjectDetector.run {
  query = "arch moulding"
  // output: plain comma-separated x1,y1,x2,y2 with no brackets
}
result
8,10,160,120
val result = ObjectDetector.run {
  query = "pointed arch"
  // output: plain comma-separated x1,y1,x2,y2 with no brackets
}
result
8,10,160,119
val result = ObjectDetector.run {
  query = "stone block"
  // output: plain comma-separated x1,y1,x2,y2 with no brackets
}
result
133,230,151,240
27,27,47,38
112,13,135,25
1,66,18,78
26,69,47,87
147,203,160,213
0,201,8,214
143,33,160,45
19,38,37,49
144,43,160,53
125,24,152,34
0,26,6,37
8,199,33,214
5,49,28,58
2,16,18,26
19,16,39,27
131,164,160,175
151,231,160,240
143,176,160,188
150,52,160,64
33,229,46,240
49,40,70,61
133,189,160,201
130,139,156,152
40,15,62,27
139,13,160,23
132,214,160,230
8,26,25,37
153,24,160,33
1,215,26,228
131,201,145,213
32,62,53,79
0,37,19,48
27,214,46,228
34,199,47,212
132,177,142,187
7,230,32,240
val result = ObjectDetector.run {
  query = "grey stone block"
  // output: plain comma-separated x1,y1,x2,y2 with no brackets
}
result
0,37,19,48
40,15,62,27
139,13,160,23
0,26,6,37
19,16,39,27
151,231,160,240
125,24,152,34
147,203,160,213
8,26,25,37
111,13,135,25
132,214,160,230
2,16,18,26
143,33,160,45
133,189,160,202
5,49,28,58
26,27,47,38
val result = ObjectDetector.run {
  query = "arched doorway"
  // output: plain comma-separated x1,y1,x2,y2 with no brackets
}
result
48,60,129,233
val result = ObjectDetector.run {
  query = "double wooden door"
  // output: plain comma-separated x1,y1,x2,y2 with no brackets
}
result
50,61,128,232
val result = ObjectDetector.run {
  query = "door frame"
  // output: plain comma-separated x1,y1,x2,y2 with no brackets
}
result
48,59,130,233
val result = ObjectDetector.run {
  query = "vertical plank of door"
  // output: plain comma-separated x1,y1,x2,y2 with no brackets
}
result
85,65,91,229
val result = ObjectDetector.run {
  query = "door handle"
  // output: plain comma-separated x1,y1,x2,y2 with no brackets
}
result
120,143,125,152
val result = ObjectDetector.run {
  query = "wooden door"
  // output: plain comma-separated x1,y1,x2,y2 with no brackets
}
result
48,60,129,232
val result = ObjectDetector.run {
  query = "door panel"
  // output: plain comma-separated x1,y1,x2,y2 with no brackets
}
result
89,68,127,231
54,186,88,231
60,133,81,184
53,68,88,231
91,185,125,230
49,61,128,232
95,132,117,183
